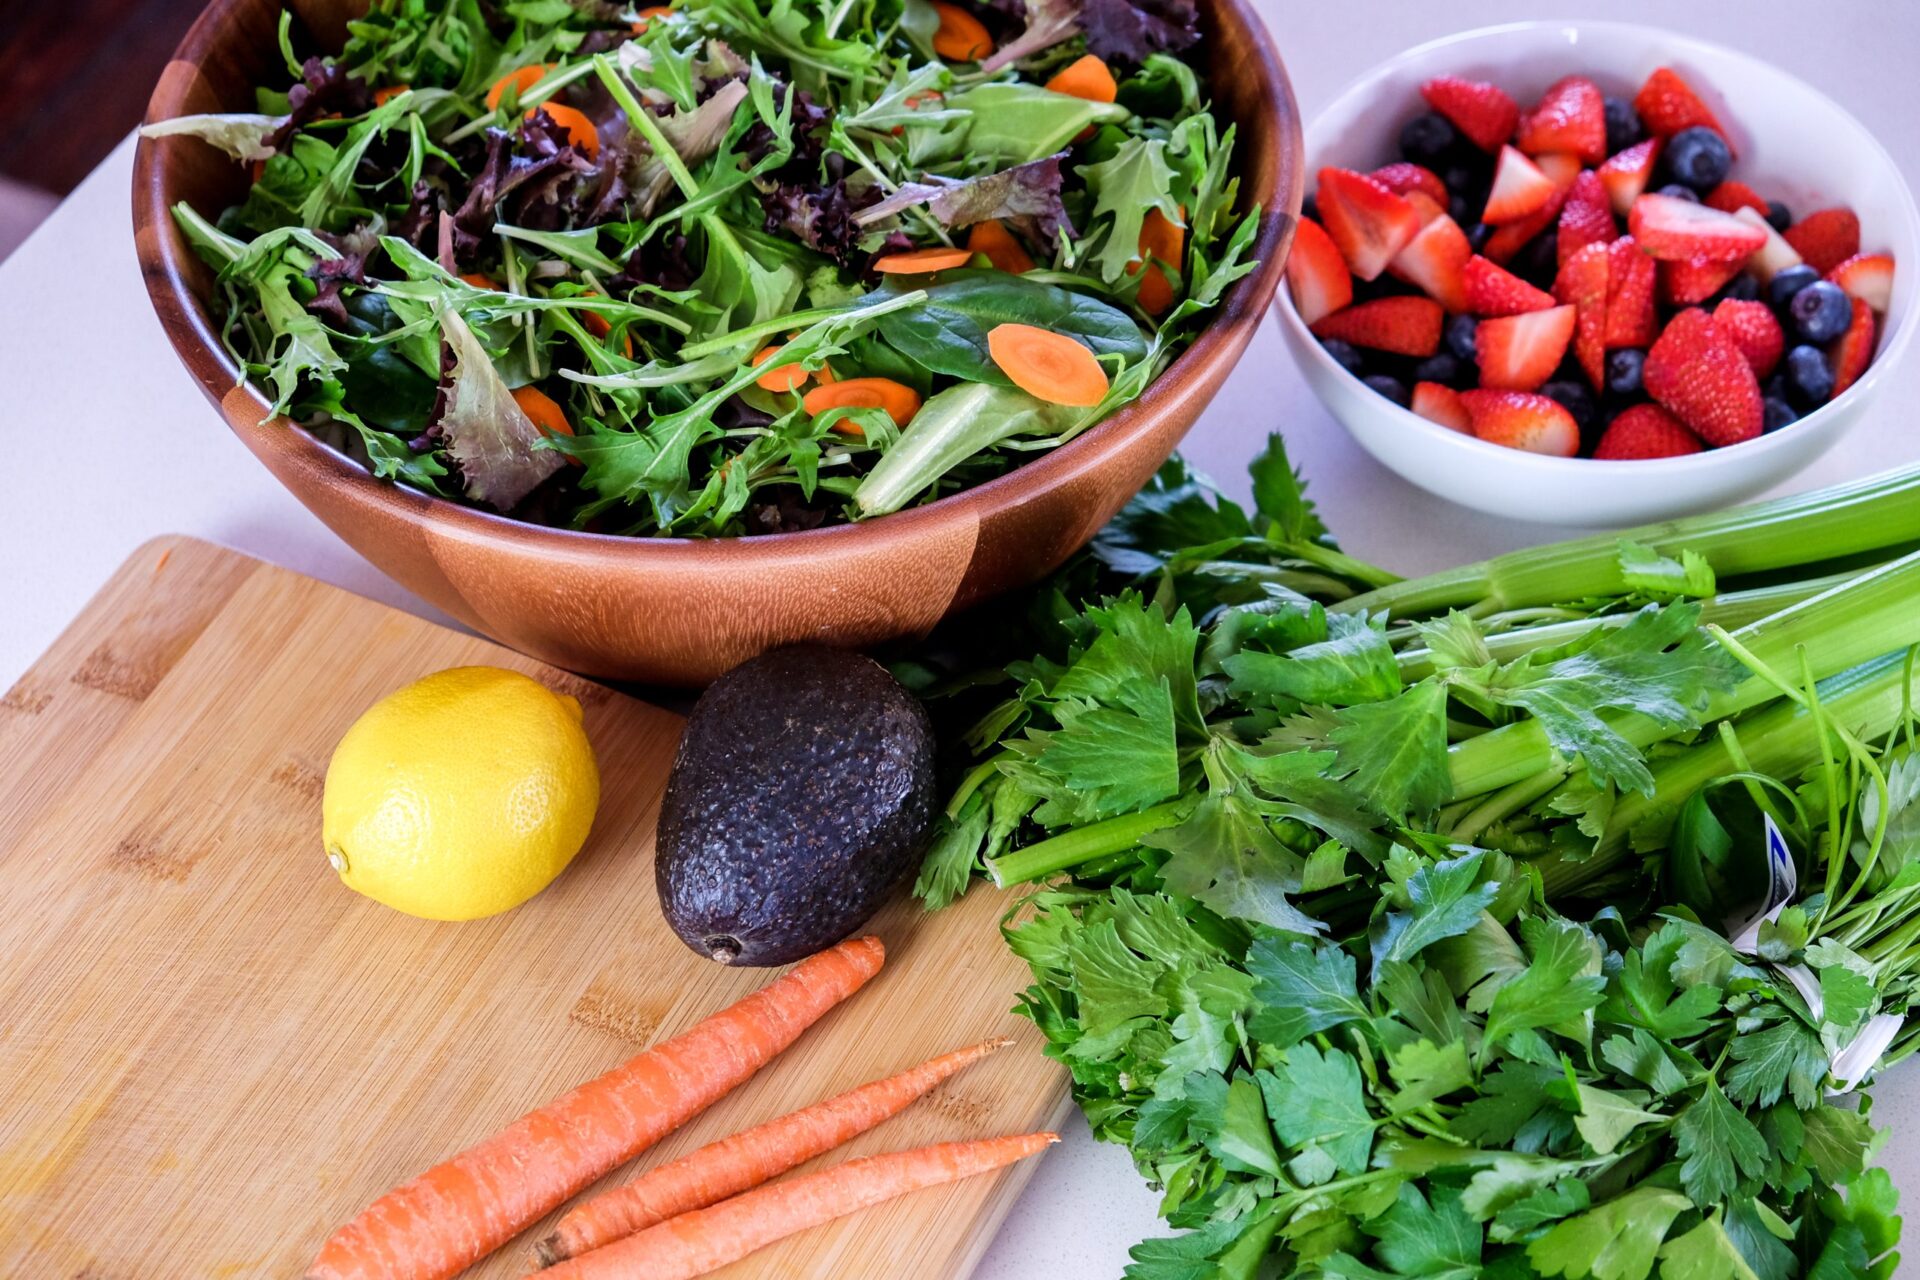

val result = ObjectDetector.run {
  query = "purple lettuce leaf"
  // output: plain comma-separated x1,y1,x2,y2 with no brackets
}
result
853,153,1072,246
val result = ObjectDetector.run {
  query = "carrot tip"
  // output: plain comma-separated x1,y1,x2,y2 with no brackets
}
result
532,1234,565,1268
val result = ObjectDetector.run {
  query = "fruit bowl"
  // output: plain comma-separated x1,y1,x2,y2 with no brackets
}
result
1273,21,1919,526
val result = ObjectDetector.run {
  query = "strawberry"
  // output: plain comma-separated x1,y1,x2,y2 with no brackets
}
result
1658,255,1746,306
1459,389,1580,456
1411,381,1473,434
1388,213,1473,314
1286,216,1353,326
1557,170,1618,268
1597,138,1660,217
1604,238,1658,348
1829,296,1877,396
1732,207,1804,283
1310,295,1444,357
1628,193,1768,262
1644,308,1763,445
1483,146,1558,224
1483,184,1569,264
1370,162,1449,206
1476,304,1576,391
1633,67,1730,143
1704,180,1768,216
1515,75,1607,163
1464,254,1556,316
1712,298,1785,379
1829,253,1896,313
1594,404,1706,459
1532,151,1585,191
1555,241,1611,389
1316,167,1423,280
1419,76,1520,152
1782,207,1862,274
1404,190,1447,225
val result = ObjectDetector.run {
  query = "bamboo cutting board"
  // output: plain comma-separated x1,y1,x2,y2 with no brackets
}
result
0,537,1068,1279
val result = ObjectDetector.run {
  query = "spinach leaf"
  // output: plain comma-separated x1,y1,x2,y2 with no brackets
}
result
873,270,1146,388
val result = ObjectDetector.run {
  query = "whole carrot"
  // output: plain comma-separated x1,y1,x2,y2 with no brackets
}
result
304,936,885,1280
541,1131,1058,1280
535,1036,1013,1265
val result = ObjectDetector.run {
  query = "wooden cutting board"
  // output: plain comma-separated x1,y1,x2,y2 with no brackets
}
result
0,537,1068,1279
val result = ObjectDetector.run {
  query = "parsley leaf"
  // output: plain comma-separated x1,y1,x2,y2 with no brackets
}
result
1376,850,1500,967
1244,935,1366,1048
1527,1186,1690,1280
1326,681,1452,822
1481,917,1606,1057
1260,1043,1374,1176
1726,1016,1828,1109
1675,1080,1770,1207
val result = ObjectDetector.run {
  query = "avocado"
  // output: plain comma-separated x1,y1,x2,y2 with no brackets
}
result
655,646,937,966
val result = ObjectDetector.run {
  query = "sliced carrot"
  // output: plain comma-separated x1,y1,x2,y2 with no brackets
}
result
967,219,1035,274
987,323,1109,407
750,344,811,393
871,246,973,274
485,64,550,111
540,1133,1059,1280
1131,206,1187,315
459,272,500,290
535,102,601,159
513,385,574,437
891,90,944,136
373,84,411,106
582,300,634,359
535,1037,1012,1265
1044,54,1117,104
803,377,923,431
303,937,886,1280
930,2,993,62
631,5,674,32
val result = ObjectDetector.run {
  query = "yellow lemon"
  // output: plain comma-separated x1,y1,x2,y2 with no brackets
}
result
321,666,600,920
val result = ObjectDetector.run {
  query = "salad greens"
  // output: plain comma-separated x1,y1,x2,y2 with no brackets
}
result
904,439,1920,1278
147,0,1261,536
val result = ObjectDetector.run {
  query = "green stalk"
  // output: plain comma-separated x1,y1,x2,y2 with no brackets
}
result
987,801,1191,886
1336,464,1920,618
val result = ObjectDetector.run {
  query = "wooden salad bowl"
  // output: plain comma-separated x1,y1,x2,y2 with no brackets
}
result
133,0,1302,685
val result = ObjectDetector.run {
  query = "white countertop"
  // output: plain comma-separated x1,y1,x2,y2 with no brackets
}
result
3,3,1919,1274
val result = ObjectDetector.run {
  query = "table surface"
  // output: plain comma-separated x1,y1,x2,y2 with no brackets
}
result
3,2,1919,1274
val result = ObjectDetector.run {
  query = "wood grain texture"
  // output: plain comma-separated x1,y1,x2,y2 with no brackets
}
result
131,0,1303,686
0,539,1069,1278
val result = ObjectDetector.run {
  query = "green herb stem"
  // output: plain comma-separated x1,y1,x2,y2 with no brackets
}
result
986,801,1191,886
592,55,700,200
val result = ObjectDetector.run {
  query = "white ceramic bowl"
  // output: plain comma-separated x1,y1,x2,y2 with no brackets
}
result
1274,21,1920,526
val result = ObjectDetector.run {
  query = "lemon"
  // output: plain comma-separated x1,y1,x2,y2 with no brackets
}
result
321,666,600,920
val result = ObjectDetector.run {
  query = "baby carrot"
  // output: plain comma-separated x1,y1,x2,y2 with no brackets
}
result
870,246,973,274
929,3,994,62
541,1132,1059,1280
1044,55,1117,104
986,323,1109,407
802,377,923,430
303,936,885,1280
534,1037,1013,1265
967,219,1035,274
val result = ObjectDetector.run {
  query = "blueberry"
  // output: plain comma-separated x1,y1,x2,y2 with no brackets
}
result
1765,199,1793,232
1767,263,1821,312
1791,280,1852,343
1400,112,1457,165
1656,183,1700,203
1710,273,1761,305
1763,397,1800,432
1467,222,1494,253
1605,348,1646,396
1763,373,1788,401
1514,232,1559,289
1664,126,1732,192
1784,344,1835,409
1444,314,1479,361
1362,373,1411,407
1603,96,1645,155
1449,194,1474,225
1412,352,1464,385
1541,378,1597,429
1319,337,1367,375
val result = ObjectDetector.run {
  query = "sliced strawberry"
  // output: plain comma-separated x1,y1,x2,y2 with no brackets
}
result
1515,75,1607,164
1594,404,1705,459
1555,241,1610,389
1704,180,1767,216
1829,253,1896,313
1370,162,1449,206
1476,304,1576,391
1464,254,1556,316
1483,146,1558,225
1286,216,1353,326
1712,298,1785,380
1633,67,1730,143
1460,389,1580,456
1557,170,1618,269
1597,138,1660,217
1782,208,1862,274
1316,167,1423,281
1411,381,1473,434
1404,190,1447,225
1420,76,1519,152
1659,255,1746,306
1732,206,1804,283
1388,213,1472,314
1628,193,1768,262
1829,297,1877,396
1532,151,1585,191
1483,184,1569,265
1603,238,1658,349
1310,296,1444,357
1644,308,1763,445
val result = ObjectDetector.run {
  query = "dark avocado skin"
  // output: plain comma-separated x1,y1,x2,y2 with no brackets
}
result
656,645,937,967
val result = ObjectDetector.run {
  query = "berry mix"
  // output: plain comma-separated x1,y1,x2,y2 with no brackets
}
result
1286,66,1897,459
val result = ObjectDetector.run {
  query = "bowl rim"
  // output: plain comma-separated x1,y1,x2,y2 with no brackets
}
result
134,0,1302,562
1272,18,1920,476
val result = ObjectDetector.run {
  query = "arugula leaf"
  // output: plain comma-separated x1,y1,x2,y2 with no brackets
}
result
1079,137,1181,284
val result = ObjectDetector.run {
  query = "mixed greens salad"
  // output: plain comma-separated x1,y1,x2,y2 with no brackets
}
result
145,0,1261,536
